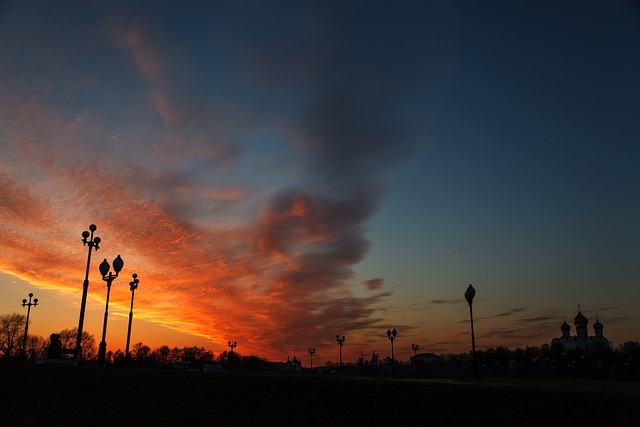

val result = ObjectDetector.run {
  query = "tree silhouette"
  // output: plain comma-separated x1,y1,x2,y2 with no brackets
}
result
24,335,47,361
57,328,96,360
0,313,26,360
151,345,172,368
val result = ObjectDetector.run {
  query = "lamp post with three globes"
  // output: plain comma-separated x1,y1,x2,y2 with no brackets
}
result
308,347,316,371
76,225,101,353
124,273,140,367
336,335,346,374
228,340,237,371
386,328,397,378
21,293,38,362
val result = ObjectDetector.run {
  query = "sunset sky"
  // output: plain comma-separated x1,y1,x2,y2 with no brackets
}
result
1,1,638,365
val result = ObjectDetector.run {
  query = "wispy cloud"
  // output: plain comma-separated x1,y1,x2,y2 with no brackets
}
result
121,19,192,127
478,308,527,320
364,278,384,291
449,247,472,256
595,305,632,312
429,299,464,305
515,315,557,323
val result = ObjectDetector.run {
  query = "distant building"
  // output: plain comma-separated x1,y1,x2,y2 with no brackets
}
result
410,352,441,365
551,308,611,364
284,355,302,373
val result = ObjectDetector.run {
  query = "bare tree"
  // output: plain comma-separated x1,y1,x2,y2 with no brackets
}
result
25,335,47,361
0,313,26,361
151,345,171,368
56,328,97,360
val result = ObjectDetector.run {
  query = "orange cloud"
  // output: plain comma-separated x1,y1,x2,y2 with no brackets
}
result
0,14,407,362
202,187,247,201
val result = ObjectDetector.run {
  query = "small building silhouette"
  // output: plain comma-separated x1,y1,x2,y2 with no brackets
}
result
410,352,441,365
284,355,302,373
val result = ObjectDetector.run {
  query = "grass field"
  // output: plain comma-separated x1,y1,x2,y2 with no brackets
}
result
2,364,638,426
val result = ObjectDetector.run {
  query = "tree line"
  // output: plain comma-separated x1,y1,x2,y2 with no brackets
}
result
0,312,272,371
2,312,639,380
0,312,96,361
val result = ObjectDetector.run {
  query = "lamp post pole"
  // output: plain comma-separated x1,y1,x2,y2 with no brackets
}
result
336,335,345,374
21,293,38,362
97,255,124,366
411,343,420,377
228,341,237,371
124,273,139,367
77,224,101,354
386,328,397,378
308,347,316,371
465,284,479,379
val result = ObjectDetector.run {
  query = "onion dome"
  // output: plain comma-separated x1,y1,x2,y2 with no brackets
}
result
574,309,588,328
593,316,603,330
561,319,571,331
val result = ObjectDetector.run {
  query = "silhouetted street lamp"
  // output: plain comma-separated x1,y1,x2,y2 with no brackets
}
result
96,255,124,366
411,343,420,377
386,328,397,378
124,273,139,367
372,351,380,376
308,347,316,371
464,283,479,379
228,340,237,371
21,293,38,362
77,224,101,353
336,335,346,374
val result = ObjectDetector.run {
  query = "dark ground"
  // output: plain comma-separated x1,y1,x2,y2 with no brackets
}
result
2,364,639,426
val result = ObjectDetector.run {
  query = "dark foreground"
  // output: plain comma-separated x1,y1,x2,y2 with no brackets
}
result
2,364,639,426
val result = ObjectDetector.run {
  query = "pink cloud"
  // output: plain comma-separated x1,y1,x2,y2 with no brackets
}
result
449,247,472,256
363,278,384,291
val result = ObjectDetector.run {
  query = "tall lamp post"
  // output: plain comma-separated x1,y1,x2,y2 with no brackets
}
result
21,293,38,362
411,343,420,377
464,284,479,379
308,347,316,371
336,335,345,374
124,273,139,367
96,255,124,366
386,328,397,378
228,341,237,371
77,224,101,354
